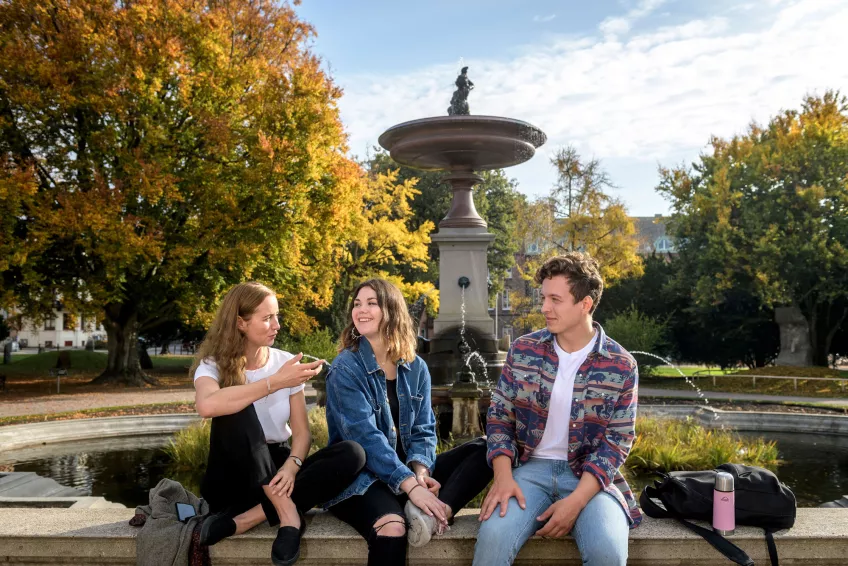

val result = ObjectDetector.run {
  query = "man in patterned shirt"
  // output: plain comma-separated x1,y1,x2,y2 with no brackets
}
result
473,252,641,566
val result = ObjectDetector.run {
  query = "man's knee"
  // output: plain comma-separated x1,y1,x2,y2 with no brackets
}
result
373,513,406,537
581,543,627,566
578,530,628,566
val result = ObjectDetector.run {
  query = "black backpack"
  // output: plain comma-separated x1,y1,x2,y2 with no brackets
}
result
639,463,796,566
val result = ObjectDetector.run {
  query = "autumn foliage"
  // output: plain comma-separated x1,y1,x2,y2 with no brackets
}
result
0,0,365,383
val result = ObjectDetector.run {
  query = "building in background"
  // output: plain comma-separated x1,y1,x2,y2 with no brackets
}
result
491,214,677,342
1,307,104,349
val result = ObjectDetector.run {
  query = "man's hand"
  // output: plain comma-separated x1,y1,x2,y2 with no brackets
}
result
535,495,585,538
479,475,526,521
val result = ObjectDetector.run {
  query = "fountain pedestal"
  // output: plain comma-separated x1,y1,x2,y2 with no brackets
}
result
431,227,495,338
378,115,546,387
450,370,483,440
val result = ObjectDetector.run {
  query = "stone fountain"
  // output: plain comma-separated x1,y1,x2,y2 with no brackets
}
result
378,68,546,438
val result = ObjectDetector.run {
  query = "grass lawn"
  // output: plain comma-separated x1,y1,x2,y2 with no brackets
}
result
2,350,192,375
0,351,194,397
652,366,735,377
641,373,848,397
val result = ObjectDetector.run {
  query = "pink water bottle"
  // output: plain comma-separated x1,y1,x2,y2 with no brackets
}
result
713,471,735,535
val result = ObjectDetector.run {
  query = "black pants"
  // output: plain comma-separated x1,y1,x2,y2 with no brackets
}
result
200,404,366,525
329,437,493,566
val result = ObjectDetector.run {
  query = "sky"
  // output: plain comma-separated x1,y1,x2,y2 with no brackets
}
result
295,0,848,216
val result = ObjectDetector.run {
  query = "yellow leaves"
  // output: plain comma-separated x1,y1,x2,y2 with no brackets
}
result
337,168,433,293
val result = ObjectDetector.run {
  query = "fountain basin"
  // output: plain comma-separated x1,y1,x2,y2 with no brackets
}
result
378,115,546,171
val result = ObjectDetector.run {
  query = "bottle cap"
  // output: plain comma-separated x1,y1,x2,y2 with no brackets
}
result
715,471,734,492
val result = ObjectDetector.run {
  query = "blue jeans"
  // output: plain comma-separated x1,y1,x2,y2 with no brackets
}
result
473,458,629,566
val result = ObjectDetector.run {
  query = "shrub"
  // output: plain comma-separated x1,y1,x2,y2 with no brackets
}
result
276,327,339,364
603,306,668,376
626,416,779,474
307,406,329,455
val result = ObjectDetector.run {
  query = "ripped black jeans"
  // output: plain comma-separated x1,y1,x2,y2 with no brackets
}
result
328,437,492,566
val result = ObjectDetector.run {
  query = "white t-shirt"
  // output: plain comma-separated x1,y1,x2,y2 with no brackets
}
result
533,332,597,461
193,348,304,443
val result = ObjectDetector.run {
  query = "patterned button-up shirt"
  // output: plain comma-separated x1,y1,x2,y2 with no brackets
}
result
486,322,642,527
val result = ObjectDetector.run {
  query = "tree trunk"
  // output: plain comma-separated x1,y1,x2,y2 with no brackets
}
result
91,303,157,386
160,341,170,355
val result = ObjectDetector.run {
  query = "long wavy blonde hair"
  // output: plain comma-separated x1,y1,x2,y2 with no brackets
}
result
190,282,275,388
339,278,417,364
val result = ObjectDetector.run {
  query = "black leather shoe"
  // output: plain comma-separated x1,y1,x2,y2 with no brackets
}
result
199,512,236,547
272,512,306,566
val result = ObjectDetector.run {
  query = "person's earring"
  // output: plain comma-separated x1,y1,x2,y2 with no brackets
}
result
351,327,361,339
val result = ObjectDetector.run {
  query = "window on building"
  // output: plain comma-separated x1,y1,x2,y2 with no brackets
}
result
62,313,76,331
501,290,511,310
44,316,55,331
526,242,539,255
532,288,542,306
504,268,512,279
655,237,674,252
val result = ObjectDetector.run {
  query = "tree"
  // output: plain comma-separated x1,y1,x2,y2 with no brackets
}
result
658,92,848,366
0,0,363,384
515,146,643,285
0,313,8,342
599,254,780,369
323,169,437,333
367,150,522,295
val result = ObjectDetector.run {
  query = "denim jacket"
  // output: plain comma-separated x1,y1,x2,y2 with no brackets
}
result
321,336,437,508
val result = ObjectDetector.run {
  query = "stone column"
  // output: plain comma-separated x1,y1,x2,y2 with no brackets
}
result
774,306,813,367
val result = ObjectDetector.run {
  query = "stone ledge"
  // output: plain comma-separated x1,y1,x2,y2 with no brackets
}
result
0,507,846,565
0,414,201,451
642,404,848,436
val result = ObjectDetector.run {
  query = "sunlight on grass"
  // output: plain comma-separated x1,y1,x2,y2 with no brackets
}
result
627,416,779,474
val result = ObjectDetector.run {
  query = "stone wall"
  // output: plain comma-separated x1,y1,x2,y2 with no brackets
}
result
1,508,846,565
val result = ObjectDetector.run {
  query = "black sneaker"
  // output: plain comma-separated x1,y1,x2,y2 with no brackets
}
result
199,512,236,547
272,512,306,566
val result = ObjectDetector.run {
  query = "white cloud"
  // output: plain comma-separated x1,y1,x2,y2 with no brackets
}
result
533,14,556,23
600,0,668,39
333,0,848,212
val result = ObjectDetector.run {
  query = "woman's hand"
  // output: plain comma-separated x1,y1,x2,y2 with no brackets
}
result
269,460,299,497
271,353,325,391
411,462,440,496
407,484,449,528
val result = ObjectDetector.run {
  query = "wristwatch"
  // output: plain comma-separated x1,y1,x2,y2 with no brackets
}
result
288,455,303,468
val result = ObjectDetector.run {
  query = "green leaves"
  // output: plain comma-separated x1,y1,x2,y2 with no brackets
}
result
658,91,848,365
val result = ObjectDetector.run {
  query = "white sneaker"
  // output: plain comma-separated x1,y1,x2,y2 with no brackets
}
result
405,500,437,547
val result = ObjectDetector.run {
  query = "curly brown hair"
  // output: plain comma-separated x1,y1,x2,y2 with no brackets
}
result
534,252,603,314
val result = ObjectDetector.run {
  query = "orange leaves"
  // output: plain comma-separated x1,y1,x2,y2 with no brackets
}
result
0,0,363,335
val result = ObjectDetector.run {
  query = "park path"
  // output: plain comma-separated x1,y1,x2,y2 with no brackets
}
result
0,389,196,418
641,387,848,406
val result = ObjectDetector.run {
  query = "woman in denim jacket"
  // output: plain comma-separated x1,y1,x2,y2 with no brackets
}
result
323,278,493,565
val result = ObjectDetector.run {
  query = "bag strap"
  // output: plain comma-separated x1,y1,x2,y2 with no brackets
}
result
765,530,779,566
641,487,755,566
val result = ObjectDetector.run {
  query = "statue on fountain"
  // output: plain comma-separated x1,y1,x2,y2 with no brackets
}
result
457,340,476,383
447,66,474,116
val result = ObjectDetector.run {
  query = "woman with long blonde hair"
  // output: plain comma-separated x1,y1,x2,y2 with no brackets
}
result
322,278,492,565
191,282,365,566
